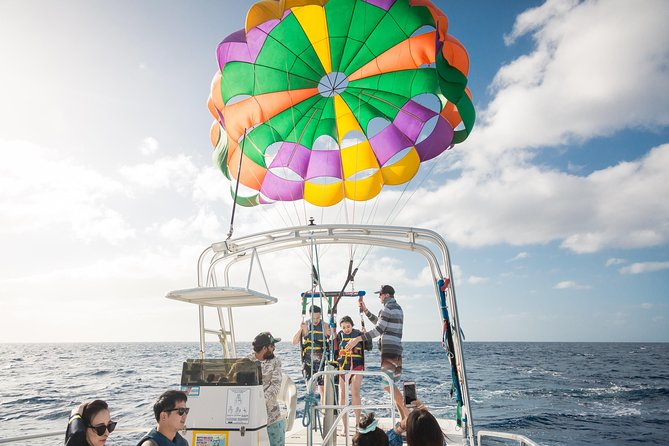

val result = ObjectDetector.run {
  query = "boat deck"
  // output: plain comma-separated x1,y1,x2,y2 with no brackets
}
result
285,416,465,445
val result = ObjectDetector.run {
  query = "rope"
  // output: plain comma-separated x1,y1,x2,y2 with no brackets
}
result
301,390,320,428
226,128,247,240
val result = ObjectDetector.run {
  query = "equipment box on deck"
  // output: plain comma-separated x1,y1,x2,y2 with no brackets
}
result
180,359,270,446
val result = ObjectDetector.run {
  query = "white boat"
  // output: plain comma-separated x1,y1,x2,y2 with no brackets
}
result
164,223,541,446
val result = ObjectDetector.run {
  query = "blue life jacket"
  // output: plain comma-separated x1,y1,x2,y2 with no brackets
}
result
336,328,365,369
137,428,188,446
302,320,325,362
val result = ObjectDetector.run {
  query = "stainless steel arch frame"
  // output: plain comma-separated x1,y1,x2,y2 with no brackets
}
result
191,224,475,445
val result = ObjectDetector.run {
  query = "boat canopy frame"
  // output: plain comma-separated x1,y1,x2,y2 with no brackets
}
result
167,223,474,444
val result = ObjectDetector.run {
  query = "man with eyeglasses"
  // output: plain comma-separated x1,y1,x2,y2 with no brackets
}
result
344,284,409,424
137,390,189,446
248,331,285,446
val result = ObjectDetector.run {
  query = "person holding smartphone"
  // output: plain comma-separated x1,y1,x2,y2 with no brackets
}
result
387,399,448,446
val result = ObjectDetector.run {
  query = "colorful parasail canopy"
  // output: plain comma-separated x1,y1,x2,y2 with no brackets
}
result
208,0,475,207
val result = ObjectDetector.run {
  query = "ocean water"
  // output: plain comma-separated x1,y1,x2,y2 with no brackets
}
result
1,342,668,445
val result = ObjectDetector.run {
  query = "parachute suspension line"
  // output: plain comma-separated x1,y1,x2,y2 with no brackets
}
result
355,163,438,271
343,198,351,225
382,174,415,226
363,190,383,226
353,181,413,269
358,163,437,266
339,199,354,259
226,128,248,240
349,182,401,266
386,157,439,225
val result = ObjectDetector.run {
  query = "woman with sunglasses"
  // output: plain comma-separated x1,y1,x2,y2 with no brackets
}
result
65,400,117,446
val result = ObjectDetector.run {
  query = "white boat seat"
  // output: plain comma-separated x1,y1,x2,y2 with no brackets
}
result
278,374,297,431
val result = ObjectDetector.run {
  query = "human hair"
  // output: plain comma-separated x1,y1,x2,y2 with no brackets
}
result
82,400,109,426
153,390,188,421
406,408,444,446
340,315,354,326
352,412,389,446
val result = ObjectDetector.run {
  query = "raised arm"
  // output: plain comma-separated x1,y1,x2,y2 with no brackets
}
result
361,306,392,343
292,322,306,345
64,403,87,446
364,308,378,325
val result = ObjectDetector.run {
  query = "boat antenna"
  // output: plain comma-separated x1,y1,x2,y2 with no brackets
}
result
226,128,247,240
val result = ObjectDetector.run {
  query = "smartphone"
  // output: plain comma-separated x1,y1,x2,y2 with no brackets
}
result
404,381,417,405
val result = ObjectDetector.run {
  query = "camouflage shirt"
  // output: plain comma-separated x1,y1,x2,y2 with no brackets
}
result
246,353,283,425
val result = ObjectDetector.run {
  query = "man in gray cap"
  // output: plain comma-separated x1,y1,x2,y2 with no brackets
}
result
248,331,284,446
345,284,408,423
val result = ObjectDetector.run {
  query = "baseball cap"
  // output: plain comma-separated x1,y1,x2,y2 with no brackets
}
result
374,285,395,295
252,331,281,349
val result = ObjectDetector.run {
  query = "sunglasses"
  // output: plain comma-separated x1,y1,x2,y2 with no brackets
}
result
165,407,190,416
88,421,117,436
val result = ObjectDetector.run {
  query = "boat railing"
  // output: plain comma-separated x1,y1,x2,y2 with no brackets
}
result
477,430,540,446
306,368,400,446
0,427,148,444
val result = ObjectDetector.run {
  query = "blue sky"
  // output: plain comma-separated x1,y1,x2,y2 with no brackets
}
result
1,0,667,343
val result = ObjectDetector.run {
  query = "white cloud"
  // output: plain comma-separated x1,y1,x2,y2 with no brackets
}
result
0,247,198,285
641,303,653,310
408,0,669,253
474,0,669,159
72,208,135,244
504,0,579,46
192,166,233,203
0,139,134,243
619,261,669,275
155,206,225,241
510,252,529,262
119,155,198,193
606,258,626,267
468,275,489,285
138,137,159,155
451,264,463,284
554,280,590,290
397,143,669,253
